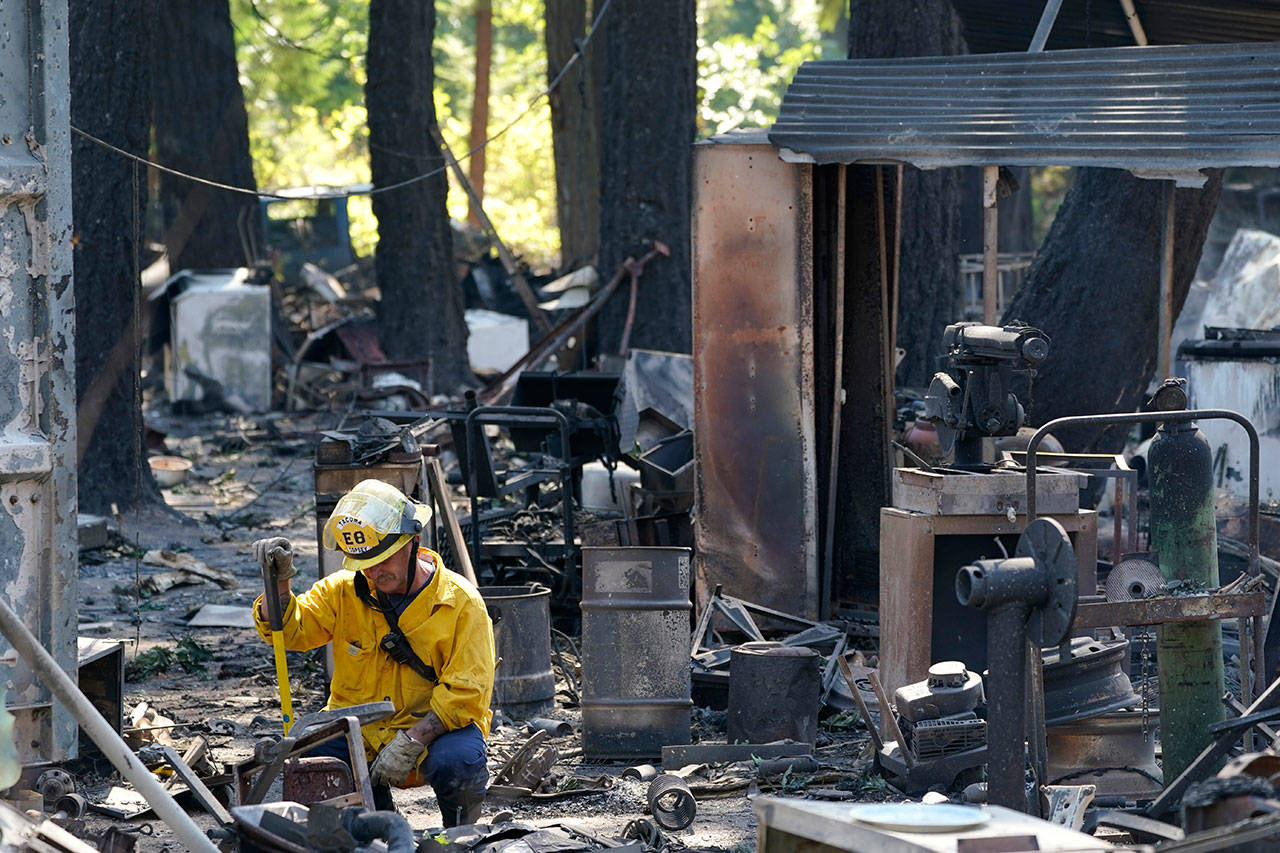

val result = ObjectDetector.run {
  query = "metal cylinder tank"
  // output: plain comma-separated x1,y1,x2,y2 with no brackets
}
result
726,642,820,745
1149,417,1224,781
580,547,693,759
481,584,555,719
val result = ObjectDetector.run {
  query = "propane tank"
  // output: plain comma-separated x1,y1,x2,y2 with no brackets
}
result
1147,380,1224,781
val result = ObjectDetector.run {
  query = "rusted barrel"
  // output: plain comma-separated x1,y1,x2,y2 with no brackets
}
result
580,547,692,759
726,642,820,745
481,584,555,718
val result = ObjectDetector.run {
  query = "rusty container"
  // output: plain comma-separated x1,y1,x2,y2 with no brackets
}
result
481,585,555,719
726,642,821,745
580,547,693,759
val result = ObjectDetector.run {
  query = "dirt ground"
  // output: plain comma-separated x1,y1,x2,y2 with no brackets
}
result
65,410,876,851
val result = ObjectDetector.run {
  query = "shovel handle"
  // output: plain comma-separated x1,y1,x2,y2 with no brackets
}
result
261,563,285,632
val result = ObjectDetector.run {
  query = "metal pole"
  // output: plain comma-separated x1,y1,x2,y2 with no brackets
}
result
0,599,219,853
983,166,1000,323
1117,0,1149,45
1159,183,1176,381
1029,0,1066,52
987,605,1031,812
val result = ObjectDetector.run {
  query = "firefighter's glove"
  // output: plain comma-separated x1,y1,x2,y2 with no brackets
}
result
370,731,426,787
252,537,296,581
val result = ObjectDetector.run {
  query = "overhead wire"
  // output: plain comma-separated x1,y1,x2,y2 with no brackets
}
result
70,0,614,203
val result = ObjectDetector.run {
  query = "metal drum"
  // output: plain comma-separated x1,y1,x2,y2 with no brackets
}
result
726,642,820,745
580,547,693,759
481,585,555,718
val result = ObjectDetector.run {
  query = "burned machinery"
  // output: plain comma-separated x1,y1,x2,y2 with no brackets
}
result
877,661,989,794
923,322,1050,467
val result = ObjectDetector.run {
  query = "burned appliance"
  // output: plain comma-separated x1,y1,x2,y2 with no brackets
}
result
877,660,988,794
923,322,1049,467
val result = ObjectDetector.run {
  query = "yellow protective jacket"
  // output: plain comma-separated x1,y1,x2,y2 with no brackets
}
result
254,548,494,757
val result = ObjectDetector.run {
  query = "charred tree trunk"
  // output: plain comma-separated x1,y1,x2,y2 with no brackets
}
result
367,0,470,391
595,0,696,354
848,0,966,387
70,0,162,513
152,0,258,270
546,0,601,273
468,0,493,224
1003,168,1223,450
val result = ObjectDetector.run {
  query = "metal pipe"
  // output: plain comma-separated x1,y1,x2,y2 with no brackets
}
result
1117,0,1149,45
0,598,219,853
957,556,1046,813
1158,184,1176,380
989,604,1030,811
1029,0,1066,52
983,166,999,323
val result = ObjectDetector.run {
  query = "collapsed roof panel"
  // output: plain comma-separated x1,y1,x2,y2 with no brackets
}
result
769,42,1280,184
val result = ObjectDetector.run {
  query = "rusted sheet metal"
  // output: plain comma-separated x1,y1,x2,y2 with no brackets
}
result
692,133,818,618
0,0,79,762
1073,592,1267,630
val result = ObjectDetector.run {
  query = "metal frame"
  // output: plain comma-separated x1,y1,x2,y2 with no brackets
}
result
465,406,576,580
1026,409,1265,698
1002,450,1139,559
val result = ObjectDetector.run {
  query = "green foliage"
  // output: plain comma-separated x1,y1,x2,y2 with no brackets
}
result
1031,165,1075,245
822,708,863,731
126,636,214,680
233,0,842,270
697,0,842,136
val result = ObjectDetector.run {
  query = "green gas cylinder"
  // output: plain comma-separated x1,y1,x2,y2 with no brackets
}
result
1148,416,1224,781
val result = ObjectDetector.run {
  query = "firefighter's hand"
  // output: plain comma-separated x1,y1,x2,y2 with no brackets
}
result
370,731,426,787
252,537,296,581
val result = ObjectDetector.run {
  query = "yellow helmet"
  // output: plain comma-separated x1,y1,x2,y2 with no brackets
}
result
322,479,433,572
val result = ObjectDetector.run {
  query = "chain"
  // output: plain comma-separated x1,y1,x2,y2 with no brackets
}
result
1139,628,1152,741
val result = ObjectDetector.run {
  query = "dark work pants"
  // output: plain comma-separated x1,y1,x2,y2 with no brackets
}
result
304,723,488,825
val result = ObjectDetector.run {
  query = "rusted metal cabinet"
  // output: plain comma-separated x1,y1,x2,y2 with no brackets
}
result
878,507,1098,700
0,0,79,763
691,133,819,618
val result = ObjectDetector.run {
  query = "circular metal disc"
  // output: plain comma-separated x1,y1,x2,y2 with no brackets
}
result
1017,518,1077,646
1106,554,1164,602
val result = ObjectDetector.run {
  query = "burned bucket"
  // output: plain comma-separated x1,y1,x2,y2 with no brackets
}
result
726,642,820,745
580,547,693,759
482,584,555,719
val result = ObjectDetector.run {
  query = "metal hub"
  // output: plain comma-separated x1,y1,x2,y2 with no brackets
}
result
1018,518,1078,647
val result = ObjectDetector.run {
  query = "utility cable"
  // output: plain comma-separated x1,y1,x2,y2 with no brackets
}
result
70,0,614,203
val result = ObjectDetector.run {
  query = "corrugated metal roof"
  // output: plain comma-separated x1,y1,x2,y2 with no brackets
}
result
768,42,1280,183
952,0,1280,54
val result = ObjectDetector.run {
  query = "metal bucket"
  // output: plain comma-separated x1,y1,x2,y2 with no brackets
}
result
726,642,820,745
580,547,693,759
481,585,555,718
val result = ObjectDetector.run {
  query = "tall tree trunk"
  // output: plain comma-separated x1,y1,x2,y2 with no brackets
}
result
546,0,601,273
70,0,162,513
467,0,493,225
153,0,258,271
848,0,966,387
1003,169,1223,450
367,0,470,391
595,0,696,354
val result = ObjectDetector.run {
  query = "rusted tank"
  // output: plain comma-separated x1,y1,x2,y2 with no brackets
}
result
580,547,692,759
481,584,555,719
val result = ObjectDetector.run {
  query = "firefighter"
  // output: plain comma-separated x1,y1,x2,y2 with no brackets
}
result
253,479,494,825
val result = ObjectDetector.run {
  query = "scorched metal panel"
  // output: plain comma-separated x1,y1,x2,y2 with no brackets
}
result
692,135,819,618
